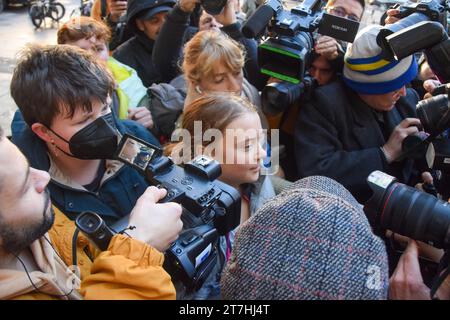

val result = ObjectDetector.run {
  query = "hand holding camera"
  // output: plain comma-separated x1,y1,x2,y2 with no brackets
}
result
384,8,401,25
126,186,183,252
213,0,236,26
382,118,421,163
108,0,128,22
314,35,342,60
389,240,435,300
178,0,200,13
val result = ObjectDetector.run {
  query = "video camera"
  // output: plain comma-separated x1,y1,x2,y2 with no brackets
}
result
364,170,450,298
76,134,241,292
242,0,360,114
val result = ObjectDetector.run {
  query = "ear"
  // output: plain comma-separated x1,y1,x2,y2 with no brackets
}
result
31,123,53,144
135,19,145,32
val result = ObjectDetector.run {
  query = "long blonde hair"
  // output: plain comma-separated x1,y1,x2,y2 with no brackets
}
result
182,30,245,100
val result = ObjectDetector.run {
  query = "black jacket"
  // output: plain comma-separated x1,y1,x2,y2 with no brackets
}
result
112,0,176,87
152,5,267,90
294,80,420,204
113,34,161,87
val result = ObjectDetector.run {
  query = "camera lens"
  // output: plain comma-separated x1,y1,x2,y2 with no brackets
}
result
261,82,304,115
417,94,450,136
365,172,450,249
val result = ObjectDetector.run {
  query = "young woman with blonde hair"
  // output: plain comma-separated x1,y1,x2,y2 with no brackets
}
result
165,93,275,299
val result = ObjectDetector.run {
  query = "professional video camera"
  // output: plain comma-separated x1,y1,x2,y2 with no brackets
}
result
377,0,450,80
242,0,360,114
364,170,450,298
76,133,241,292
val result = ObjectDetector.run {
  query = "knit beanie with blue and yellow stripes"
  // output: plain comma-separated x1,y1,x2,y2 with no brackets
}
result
343,24,418,95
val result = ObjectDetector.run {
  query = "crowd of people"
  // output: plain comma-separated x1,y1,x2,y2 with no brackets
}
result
0,0,449,300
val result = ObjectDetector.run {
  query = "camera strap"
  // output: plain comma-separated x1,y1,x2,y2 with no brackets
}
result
430,250,450,299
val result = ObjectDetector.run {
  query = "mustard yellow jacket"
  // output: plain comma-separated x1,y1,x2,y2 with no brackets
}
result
2,206,176,300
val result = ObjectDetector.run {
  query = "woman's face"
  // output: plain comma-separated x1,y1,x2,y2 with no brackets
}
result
196,62,244,95
209,112,266,188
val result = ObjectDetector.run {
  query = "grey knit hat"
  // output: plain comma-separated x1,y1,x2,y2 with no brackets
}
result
221,176,389,300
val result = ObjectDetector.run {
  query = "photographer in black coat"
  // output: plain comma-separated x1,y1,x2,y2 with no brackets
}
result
113,0,176,87
295,25,421,204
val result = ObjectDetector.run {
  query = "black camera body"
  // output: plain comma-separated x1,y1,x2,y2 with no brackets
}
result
164,225,219,291
113,134,241,236
75,211,117,251
393,0,446,21
111,133,241,291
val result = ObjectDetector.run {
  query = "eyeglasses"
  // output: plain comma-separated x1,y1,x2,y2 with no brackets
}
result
327,6,360,22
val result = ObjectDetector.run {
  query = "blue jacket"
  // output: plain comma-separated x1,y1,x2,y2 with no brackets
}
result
11,111,160,225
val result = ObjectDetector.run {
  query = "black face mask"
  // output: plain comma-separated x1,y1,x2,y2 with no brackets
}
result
48,113,119,160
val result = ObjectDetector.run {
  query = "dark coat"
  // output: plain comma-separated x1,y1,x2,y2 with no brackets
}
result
113,34,161,88
112,0,176,87
294,79,420,203
11,111,160,225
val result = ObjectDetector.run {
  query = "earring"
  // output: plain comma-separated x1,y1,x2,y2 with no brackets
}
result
50,139,59,158
195,85,203,95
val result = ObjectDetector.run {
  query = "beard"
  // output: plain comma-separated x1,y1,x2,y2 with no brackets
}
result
0,189,55,254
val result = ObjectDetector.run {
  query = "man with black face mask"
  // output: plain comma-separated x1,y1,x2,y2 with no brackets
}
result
10,44,160,227
0,125,183,299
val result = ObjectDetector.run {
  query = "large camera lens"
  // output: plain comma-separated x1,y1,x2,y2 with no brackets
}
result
417,94,450,136
261,82,304,115
364,171,450,249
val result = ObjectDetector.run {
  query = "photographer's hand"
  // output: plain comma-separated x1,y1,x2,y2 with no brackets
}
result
128,107,154,129
107,0,127,23
126,186,183,252
314,35,341,61
423,79,442,99
389,240,431,300
382,118,421,163
178,0,200,13
384,8,400,25
214,0,237,26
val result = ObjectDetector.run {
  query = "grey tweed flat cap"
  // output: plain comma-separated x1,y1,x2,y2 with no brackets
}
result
221,176,389,300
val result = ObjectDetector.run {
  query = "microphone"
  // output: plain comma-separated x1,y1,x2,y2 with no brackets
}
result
242,5,275,38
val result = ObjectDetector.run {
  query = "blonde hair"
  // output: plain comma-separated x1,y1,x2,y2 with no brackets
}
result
182,30,246,85
165,93,257,159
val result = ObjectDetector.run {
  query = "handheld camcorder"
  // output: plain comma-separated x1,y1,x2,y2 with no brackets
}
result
242,0,360,114
76,134,241,292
